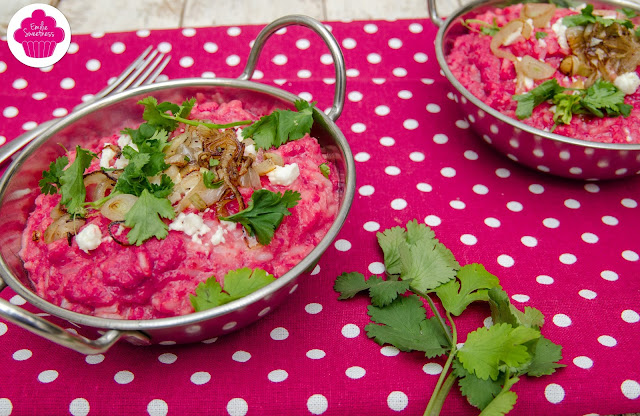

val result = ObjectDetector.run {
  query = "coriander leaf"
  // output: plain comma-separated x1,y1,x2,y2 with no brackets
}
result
581,79,631,118
203,170,223,189
453,360,503,410
148,174,174,198
319,163,330,178
221,189,301,245
190,277,229,312
365,294,450,357
377,225,408,275
221,267,276,301
618,7,638,18
242,100,316,149
535,31,548,39
488,288,544,329
39,155,69,195
478,391,518,416
138,96,180,132
59,146,96,216
435,263,501,316
334,272,411,307
400,238,459,293
461,18,499,36
524,336,565,377
334,272,370,299
124,189,175,245
513,79,565,119
552,93,583,125
457,323,540,380
563,4,634,28
177,98,196,119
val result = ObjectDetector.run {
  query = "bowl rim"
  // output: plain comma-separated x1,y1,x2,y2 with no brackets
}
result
433,0,640,152
0,77,356,331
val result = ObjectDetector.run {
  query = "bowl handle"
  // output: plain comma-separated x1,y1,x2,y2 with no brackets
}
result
0,278,148,354
238,15,346,122
428,0,445,27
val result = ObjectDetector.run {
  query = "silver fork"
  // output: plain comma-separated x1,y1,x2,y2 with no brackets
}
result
0,45,171,165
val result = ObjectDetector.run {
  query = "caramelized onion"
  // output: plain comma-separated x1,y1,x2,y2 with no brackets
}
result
165,132,189,157
43,214,85,244
100,194,138,221
520,55,556,80
521,3,556,28
253,159,276,175
490,20,522,61
83,171,115,201
264,152,284,166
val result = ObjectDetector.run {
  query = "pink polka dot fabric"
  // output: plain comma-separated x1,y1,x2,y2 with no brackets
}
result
1,19,640,416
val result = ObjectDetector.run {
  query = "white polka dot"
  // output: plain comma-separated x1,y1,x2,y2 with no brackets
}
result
573,356,593,369
320,54,333,65
232,351,251,363
12,78,27,89
409,23,424,33
622,250,639,261
109,42,125,54
202,337,218,344
358,185,375,196
581,233,598,244
0,323,6,336
543,218,560,229
0,398,12,416
22,121,37,131
521,236,537,247
306,349,326,359
40,65,53,72
380,346,400,356
0,136,5,145
391,199,408,210
441,167,456,178
91,32,104,38
507,201,523,212
147,399,168,416
346,366,366,379
622,380,640,400
179,56,194,68
602,215,618,226
10,295,25,305
450,200,465,210
472,184,488,195
158,353,177,364
305,303,323,314
227,27,241,36
136,29,150,37
408,152,425,162
385,166,401,175
310,266,320,276
270,327,289,340
512,294,530,303
414,52,428,63
157,42,172,53
398,90,412,99
53,108,68,117
433,133,448,144
3,106,18,118
204,42,218,53
417,183,432,192
364,23,378,33
601,270,618,281
422,363,443,375
351,123,366,133
403,119,418,130
597,335,617,347
375,105,390,116
69,398,90,416
553,314,571,327
426,103,441,113
85,59,101,71
32,92,47,100
456,119,470,129
622,309,640,323
495,168,511,178
342,38,357,49
307,394,328,415
536,275,555,286
578,289,597,300
114,370,134,384
223,321,237,330
559,253,577,264
528,184,544,194
369,262,385,275
497,254,514,267
460,234,477,245
226,55,241,66
85,354,104,364
363,221,380,232
388,38,403,49
272,54,287,65
355,152,370,162
348,91,363,102
564,199,581,209
425,215,441,227
342,324,360,338
621,198,637,208
295,38,311,50
267,369,288,383
0,61,6,73
297,69,312,79
544,384,565,404
463,150,478,161
182,27,196,37
190,371,211,385
387,391,409,411
484,217,501,228
13,349,32,361
60,78,75,89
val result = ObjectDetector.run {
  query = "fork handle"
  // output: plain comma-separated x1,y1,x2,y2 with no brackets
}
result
0,119,57,165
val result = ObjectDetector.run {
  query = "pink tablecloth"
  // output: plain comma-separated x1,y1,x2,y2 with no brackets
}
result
1,17,639,416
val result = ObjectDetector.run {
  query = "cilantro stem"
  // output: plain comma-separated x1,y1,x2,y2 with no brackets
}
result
166,114,252,130
415,289,453,346
424,312,458,416
424,372,457,416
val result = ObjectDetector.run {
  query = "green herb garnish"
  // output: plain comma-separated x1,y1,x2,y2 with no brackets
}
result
202,170,223,189
563,4,634,29
124,189,175,246
618,7,638,18
39,155,69,195
190,268,276,312
334,220,565,416
535,31,548,39
319,163,330,178
461,18,500,36
513,79,565,120
242,100,315,150
59,146,97,216
221,189,301,245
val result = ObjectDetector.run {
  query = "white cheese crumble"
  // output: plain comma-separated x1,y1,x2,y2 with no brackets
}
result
524,76,534,90
99,147,117,168
614,72,640,95
117,134,132,148
537,38,547,48
76,224,102,253
210,227,226,245
267,163,300,186
551,20,569,50
244,143,257,157
169,212,211,244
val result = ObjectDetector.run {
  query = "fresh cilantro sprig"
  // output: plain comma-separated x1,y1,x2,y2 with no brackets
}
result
241,100,316,150
202,170,223,189
334,220,564,416
535,31,548,40
39,155,69,195
563,4,634,29
319,163,330,178
221,189,301,245
124,189,175,246
461,18,500,36
190,267,276,312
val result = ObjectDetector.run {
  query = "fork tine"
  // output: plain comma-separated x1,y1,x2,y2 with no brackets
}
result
93,45,153,99
113,49,160,93
132,54,171,88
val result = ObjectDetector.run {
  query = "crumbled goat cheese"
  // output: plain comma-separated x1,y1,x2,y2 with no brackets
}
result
117,134,132,148
76,224,102,253
210,227,226,245
267,163,300,186
614,72,640,95
551,20,568,50
100,147,117,168
169,212,211,244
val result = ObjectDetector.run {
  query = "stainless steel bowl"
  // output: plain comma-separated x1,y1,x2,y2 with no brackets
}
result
0,15,355,354
429,0,640,180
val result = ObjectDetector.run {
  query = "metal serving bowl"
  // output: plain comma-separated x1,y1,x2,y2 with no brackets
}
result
429,0,640,180
0,15,355,354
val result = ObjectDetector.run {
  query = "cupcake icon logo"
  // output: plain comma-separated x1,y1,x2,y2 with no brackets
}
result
7,4,71,68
